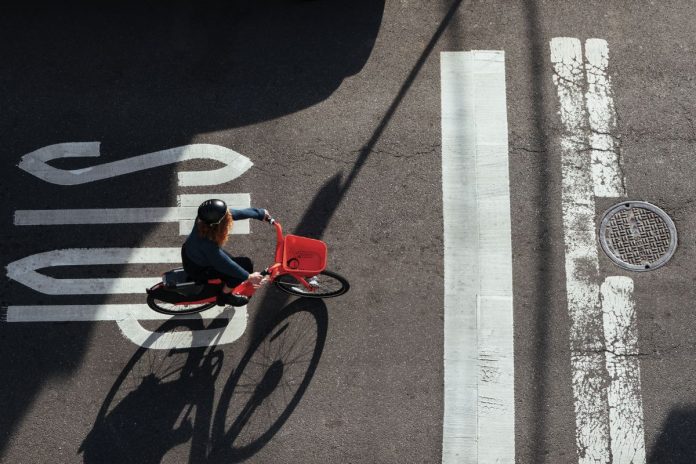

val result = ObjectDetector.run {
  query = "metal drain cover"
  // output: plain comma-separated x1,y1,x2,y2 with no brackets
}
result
599,201,677,271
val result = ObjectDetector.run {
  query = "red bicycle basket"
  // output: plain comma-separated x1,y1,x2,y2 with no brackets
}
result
282,235,327,275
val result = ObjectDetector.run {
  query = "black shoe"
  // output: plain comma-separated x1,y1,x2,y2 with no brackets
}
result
216,293,249,307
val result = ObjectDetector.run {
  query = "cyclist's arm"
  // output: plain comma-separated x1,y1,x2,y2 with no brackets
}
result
205,246,250,281
230,207,267,221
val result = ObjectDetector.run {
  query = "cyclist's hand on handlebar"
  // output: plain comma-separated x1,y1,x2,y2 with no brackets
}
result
247,272,268,289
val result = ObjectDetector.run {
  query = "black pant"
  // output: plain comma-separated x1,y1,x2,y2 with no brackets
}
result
181,247,253,288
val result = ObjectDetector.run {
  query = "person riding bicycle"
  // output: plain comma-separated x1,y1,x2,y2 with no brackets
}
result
182,199,270,307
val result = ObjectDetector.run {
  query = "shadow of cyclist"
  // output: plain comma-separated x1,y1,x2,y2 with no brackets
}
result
80,319,224,464
82,298,326,463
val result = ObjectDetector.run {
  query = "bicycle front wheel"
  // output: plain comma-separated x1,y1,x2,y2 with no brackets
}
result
273,270,349,298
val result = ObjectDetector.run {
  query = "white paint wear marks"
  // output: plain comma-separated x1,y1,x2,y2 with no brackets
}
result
551,37,645,464
441,50,514,464
584,39,625,198
601,277,646,464
551,36,610,463
477,295,514,463
18,142,253,186
15,193,251,236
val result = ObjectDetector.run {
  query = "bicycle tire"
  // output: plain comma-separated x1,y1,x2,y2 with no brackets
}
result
147,293,217,315
273,269,349,298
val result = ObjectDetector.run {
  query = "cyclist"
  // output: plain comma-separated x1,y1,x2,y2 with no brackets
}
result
182,199,270,307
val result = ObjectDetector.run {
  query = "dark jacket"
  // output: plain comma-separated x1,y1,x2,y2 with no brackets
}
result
182,207,266,280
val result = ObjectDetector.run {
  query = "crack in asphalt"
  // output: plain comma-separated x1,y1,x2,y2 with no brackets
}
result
578,343,684,358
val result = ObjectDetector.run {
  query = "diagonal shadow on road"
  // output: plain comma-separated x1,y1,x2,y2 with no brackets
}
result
249,0,466,340
523,0,557,461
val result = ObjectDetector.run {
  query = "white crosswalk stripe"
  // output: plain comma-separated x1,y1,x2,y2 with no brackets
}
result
551,37,646,464
441,50,514,464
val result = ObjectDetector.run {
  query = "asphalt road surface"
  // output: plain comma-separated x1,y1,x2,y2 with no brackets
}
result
2,1,696,463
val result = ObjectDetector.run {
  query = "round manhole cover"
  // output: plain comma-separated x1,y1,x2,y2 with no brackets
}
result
599,201,677,271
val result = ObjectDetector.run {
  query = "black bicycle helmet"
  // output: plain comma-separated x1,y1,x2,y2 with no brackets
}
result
197,199,228,225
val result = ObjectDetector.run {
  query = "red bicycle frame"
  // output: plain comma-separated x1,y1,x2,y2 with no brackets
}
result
175,220,327,305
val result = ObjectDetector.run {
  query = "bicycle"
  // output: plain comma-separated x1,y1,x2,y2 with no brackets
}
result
146,217,349,315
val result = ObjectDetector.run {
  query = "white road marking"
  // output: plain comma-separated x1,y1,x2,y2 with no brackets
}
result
10,142,257,348
14,193,251,236
585,39,626,197
601,277,646,464
4,284,249,350
18,142,253,186
552,36,611,463
551,37,645,464
441,50,514,464
6,248,181,295
116,310,247,349
5,304,229,321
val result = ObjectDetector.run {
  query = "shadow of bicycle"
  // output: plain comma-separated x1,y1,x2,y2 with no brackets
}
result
80,298,327,463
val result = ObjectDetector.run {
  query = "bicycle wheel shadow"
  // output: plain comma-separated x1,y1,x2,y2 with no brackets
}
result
209,297,328,462
80,297,327,463
79,318,224,464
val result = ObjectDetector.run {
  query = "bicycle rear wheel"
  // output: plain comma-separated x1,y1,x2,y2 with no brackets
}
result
146,283,217,315
147,296,217,315
273,270,349,298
